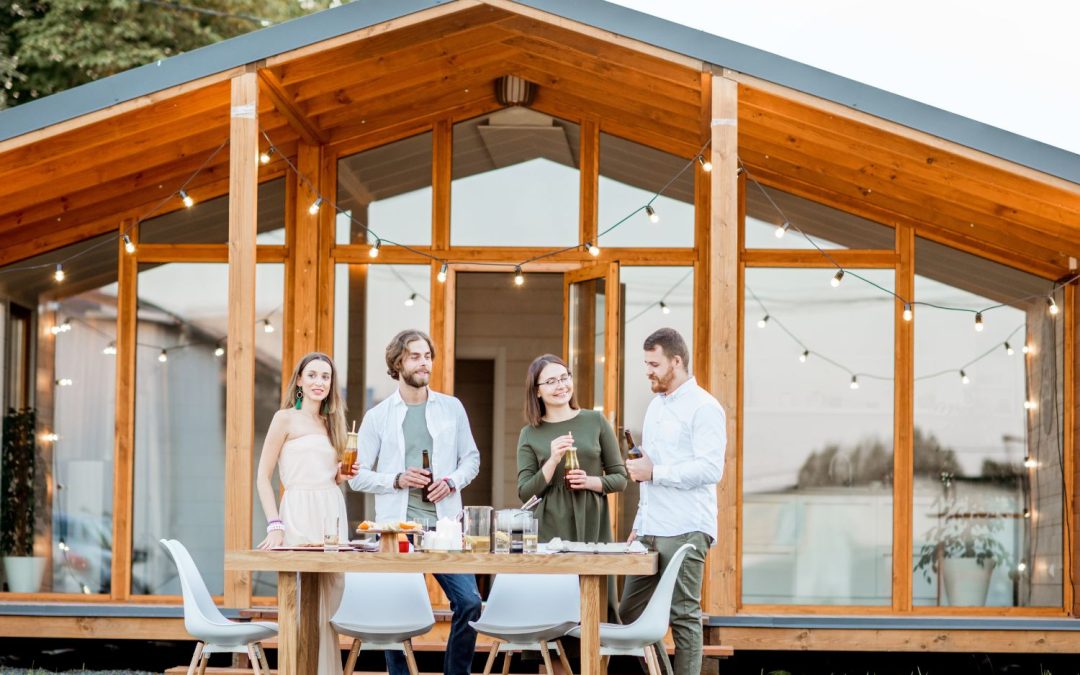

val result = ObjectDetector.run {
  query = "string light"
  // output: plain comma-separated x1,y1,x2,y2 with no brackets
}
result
697,155,712,172
214,345,225,358
1024,400,1038,410
158,349,168,363
774,221,790,239
1023,509,1031,519
960,370,970,385
259,147,275,165
1023,456,1037,468
368,239,381,258
54,263,65,282
587,241,600,257
830,270,844,288
1047,296,1059,316
50,320,72,336
103,342,117,356
123,234,136,254
757,315,769,328
659,301,671,315
849,375,860,390
974,312,984,332
902,303,913,322
513,266,525,286
1022,343,1033,355
437,263,448,284
55,378,73,387
40,432,59,443
308,197,323,215
1005,342,1014,356
404,293,417,307
799,350,809,363
645,204,659,224
1017,561,1028,573
262,319,274,334
179,189,194,208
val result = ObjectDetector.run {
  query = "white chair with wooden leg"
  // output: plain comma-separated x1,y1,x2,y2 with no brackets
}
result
568,543,695,675
160,539,277,674
331,572,436,675
469,573,580,675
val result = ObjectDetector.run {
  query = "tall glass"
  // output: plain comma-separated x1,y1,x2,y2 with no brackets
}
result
464,506,492,553
493,517,512,554
342,430,358,474
522,517,539,554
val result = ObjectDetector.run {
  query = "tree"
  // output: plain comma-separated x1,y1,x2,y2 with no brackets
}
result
0,0,337,110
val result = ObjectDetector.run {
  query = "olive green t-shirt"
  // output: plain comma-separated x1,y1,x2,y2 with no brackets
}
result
403,402,437,522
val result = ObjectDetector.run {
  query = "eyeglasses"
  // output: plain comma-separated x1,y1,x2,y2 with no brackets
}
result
539,373,573,388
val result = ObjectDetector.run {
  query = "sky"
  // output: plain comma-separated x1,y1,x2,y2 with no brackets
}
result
609,0,1080,156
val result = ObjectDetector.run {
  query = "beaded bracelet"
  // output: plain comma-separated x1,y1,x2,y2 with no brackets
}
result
266,520,285,533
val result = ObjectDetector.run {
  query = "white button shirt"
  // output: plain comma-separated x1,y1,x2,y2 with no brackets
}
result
348,388,480,523
633,377,726,541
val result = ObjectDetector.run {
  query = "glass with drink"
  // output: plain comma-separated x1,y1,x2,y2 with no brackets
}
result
522,516,538,554
323,516,341,551
464,506,492,553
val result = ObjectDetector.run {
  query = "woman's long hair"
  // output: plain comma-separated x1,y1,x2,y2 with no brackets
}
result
524,354,578,428
281,352,347,456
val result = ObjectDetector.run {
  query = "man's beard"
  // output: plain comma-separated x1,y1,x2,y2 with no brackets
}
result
649,369,675,393
402,368,429,388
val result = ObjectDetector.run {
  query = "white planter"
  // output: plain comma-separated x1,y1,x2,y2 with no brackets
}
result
942,557,995,606
3,555,46,593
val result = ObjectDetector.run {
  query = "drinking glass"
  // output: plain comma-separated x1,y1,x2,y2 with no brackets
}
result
323,517,341,551
493,518,512,554
522,517,538,554
464,506,492,553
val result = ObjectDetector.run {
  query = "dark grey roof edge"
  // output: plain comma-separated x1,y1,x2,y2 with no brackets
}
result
517,0,1080,186
0,0,1076,187
0,0,448,143
708,615,1080,631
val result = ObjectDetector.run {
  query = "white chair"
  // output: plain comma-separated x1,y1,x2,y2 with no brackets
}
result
568,543,695,675
159,539,277,675
331,573,436,675
469,573,580,675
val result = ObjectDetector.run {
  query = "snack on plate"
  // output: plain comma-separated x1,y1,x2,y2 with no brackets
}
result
398,521,421,531
356,520,377,532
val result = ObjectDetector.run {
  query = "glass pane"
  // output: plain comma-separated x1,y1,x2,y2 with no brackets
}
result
568,276,606,414
598,133,694,248
333,264,432,523
134,263,282,596
0,233,117,594
336,132,433,246
618,266,694,540
451,109,579,247
139,178,287,244
742,268,894,605
745,182,895,250
913,238,1062,607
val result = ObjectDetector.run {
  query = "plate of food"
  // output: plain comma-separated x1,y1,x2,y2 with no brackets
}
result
355,520,424,534
270,543,357,551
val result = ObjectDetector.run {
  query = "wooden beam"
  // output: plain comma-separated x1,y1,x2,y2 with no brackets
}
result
432,118,452,253
282,169,298,393
893,224,915,612
329,246,697,265
258,69,327,145
1069,280,1079,616
693,71,712,385
290,143,322,363
133,244,286,263
579,118,599,248
429,260,455,395
110,220,137,601
0,615,188,640
316,145,337,355
710,625,1080,653
708,74,739,615
224,70,259,609
742,249,898,268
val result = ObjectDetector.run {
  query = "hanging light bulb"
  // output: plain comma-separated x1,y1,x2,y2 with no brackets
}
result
513,266,525,286
587,241,600,257
1017,561,1028,573
960,370,970,385
158,349,168,363
1024,399,1038,410
308,197,323,216
1047,296,1059,316
437,262,448,284
849,375,860,390
54,263,65,282
974,312,984,332
214,345,225,358
830,270,844,288
1022,343,1033,355
757,315,769,328
902,303,913,322
262,319,274,334
1023,456,1037,469
103,342,117,356
697,155,712,172
179,189,194,208
55,378,73,387
259,147,275,165
1023,509,1031,519
1005,342,1014,356
405,293,417,307
659,301,671,315
368,239,381,258
645,205,659,223
799,350,809,363
774,221,790,239
123,234,136,254
50,320,72,336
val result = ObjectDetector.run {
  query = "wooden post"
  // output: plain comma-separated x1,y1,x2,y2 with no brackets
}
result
430,118,454,393
111,219,137,600
316,146,336,355
579,118,599,248
430,260,456,395
289,143,322,365
894,224,915,611
708,73,739,615
224,69,258,609
1067,281,1078,616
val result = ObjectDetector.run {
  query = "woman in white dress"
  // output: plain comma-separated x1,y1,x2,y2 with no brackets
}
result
256,352,357,675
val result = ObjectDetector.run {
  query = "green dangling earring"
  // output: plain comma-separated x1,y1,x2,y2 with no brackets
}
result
320,399,329,415
294,387,303,410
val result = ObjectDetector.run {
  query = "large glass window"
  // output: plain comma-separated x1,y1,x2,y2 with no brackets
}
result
451,110,580,247
912,239,1062,607
742,268,895,605
336,132,433,247
745,183,895,250
134,263,282,596
0,233,117,595
139,178,287,245
598,133,694,248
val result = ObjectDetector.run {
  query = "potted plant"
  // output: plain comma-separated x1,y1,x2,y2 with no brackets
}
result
914,493,1010,606
1,408,45,593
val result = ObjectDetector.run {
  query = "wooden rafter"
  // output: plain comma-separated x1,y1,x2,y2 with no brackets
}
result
258,69,327,146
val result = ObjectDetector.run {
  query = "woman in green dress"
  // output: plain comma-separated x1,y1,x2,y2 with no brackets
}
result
517,354,627,543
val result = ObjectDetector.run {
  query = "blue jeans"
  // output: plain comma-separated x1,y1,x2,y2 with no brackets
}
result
386,573,481,675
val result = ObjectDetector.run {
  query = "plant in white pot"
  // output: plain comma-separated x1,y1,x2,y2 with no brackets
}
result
914,493,1010,606
1,408,45,593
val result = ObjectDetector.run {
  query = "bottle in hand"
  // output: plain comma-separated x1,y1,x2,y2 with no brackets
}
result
421,448,433,502
625,429,643,482
563,447,580,489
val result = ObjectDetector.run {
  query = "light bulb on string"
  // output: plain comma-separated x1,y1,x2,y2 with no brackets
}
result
123,234,136,254
902,303,913,322
830,270,844,288
158,349,168,363
437,262,448,284
259,147,275,165
1024,399,1038,410
214,345,225,358
50,320,72,336
697,155,712,172
799,350,809,363
757,315,769,328
308,197,323,216
405,293,416,307
1047,296,1059,316
262,319,274,334
1017,562,1028,573
103,342,117,356
1005,342,1014,356
974,312,984,332
368,239,381,258
645,205,659,224
54,263,65,282
659,301,671,315
1023,456,1037,469
55,378,73,387
513,266,525,286
179,190,194,208
960,370,970,385
1022,343,1033,355
774,221,790,239
1023,509,1031,519
849,375,859,390
587,241,600,257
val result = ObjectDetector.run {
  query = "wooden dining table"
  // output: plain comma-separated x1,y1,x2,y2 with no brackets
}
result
226,548,657,675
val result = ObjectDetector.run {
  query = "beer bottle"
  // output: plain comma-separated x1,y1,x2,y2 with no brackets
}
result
625,429,642,460
563,447,580,489
421,449,433,502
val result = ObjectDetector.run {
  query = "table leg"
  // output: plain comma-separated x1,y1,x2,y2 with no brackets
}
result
297,572,321,673
579,575,603,675
277,572,297,675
